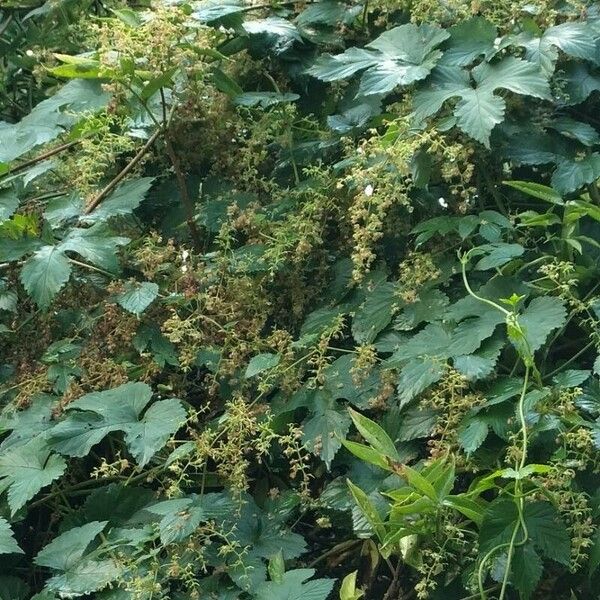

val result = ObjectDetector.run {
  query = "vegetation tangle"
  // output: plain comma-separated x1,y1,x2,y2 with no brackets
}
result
2,0,600,598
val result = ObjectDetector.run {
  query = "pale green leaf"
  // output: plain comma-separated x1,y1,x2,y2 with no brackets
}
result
245,353,280,378
20,246,71,309
115,281,159,316
124,398,187,467
0,438,66,514
253,568,335,600
0,518,22,555
35,521,107,571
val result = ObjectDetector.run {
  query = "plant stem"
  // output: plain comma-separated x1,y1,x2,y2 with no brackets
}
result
83,128,161,215
2,140,78,178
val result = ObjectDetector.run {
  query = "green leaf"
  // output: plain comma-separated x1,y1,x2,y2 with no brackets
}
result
35,521,107,571
503,180,564,205
347,480,385,542
0,518,22,555
20,246,71,309
550,117,600,147
0,188,18,223
414,57,550,146
339,570,364,600
245,353,281,378
352,281,397,344
448,312,504,356
453,338,504,380
60,223,129,271
454,87,505,147
303,399,351,469
254,568,335,600
81,177,154,223
441,17,497,66
475,243,525,270
124,398,187,467
243,18,302,42
341,440,390,471
115,281,159,316
562,62,600,105
458,419,489,454
519,296,567,354
398,357,445,406
194,0,244,22
308,48,380,81
347,408,399,459
48,382,182,465
552,154,600,194
512,542,543,598
524,501,570,565
43,194,83,227
309,23,448,96
0,437,67,514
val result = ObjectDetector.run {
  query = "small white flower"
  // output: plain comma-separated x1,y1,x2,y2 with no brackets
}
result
26,49,34,57
438,197,448,209
364,184,374,197
181,265,188,273
181,250,189,262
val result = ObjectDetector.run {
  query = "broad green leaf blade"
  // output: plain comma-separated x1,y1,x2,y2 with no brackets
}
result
48,382,153,457
503,180,564,205
0,438,67,514
254,568,335,600
474,57,551,99
397,357,445,406
512,542,543,598
454,88,505,148
245,353,280,378
20,246,71,309
519,296,567,354
81,177,154,223
0,518,22,555
35,521,108,571
308,48,380,81
115,281,159,316
124,398,187,467
347,480,385,542
441,17,497,67
352,281,397,343
0,189,18,223
60,223,129,271
303,405,351,469
347,408,399,460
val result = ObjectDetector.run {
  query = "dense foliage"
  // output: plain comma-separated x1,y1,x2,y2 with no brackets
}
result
2,0,600,598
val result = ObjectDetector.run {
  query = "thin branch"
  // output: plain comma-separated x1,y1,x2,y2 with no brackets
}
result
83,128,161,215
3,140,78,178
164,135,202,250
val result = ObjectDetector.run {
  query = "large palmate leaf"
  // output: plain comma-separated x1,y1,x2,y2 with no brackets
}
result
81,177,154,223
0,438,67,514
0,81,109,163
302,391,351,469
440,17,497,67
309,23,448,96
413,57,551,146
35,521,121,596
514,22,599,75
60,223,129,272
48,382,186,466
20,245,71,309
253,569,335,600
352,281,397,343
